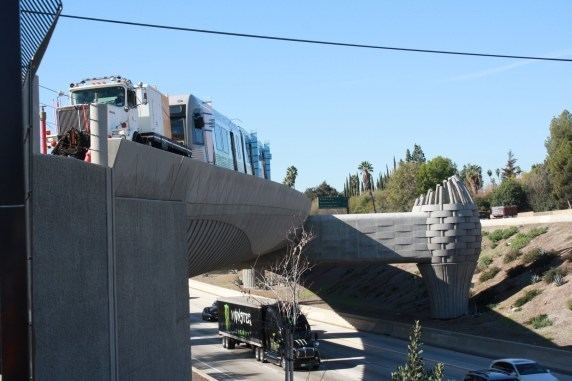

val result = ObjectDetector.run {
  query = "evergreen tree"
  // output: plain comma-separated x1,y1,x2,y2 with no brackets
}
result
501,150,521,180
405,149,412,162
411,144,426,163
545,110,572,208
391,321,444,381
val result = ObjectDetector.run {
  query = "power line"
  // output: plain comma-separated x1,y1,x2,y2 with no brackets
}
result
22,9,572,63
39,84,69,97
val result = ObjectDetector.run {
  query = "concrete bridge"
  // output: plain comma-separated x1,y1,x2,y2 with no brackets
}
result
305,176,481,319
30,132,481,380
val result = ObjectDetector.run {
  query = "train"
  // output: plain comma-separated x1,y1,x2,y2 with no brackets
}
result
51,76,272,180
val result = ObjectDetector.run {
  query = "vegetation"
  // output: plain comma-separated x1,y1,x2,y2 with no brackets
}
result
391,321,444,381
358,161,377,212
304,181,339,200
568,299,572,311
543,267,567,284
282,166,298,188
503,248,521,263
417,156,457,194
384,162,421,212
477,255,493,272
489,227,518,243
521,163,558,212
545,110,572,209
514,289,542,307
460,163,483,195
479,266,500,282
509,227,548,251
501,150,522,180
522,248,556,265
490,178,527,209
526,314,553,329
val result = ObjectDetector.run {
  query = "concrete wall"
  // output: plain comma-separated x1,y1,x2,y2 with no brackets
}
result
114,198,190,380
32,155,112,380
32,154,190,380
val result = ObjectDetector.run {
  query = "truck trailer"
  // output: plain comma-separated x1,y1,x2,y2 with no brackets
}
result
217,296,321,370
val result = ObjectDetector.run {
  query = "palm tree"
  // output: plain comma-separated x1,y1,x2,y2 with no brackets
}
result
461,164,482,195
358,161,377,212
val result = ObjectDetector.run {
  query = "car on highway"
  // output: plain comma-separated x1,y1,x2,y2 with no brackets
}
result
490,359,560,381
201,302,218,321
464,369,519,380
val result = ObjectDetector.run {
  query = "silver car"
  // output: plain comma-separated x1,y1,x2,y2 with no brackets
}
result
490,359,559,381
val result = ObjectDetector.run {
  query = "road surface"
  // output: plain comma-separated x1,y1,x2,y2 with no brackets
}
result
190,286,572,381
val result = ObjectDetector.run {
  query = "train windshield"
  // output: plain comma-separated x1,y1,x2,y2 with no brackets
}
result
71,86,126,106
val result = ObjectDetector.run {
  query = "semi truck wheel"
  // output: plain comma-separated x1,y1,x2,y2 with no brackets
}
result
222,336,227,348
281,357,286,369
255,347,260,361
228,338,235,349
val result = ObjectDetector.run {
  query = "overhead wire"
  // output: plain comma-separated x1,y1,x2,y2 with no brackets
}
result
21,9,572,63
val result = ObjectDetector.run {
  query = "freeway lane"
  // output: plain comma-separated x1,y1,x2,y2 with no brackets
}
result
190,286,572,381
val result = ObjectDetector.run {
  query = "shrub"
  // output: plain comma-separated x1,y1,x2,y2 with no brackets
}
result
531,274,541,283
477,256,494,272
522,248,557,266
543,267,567,284
489,227,519,243
510,233,533,251
554,274,566,287
514,289,542,307
526,314,553,329
503,248,521,263
528,226,548,238
568,299,572,311
479,266,501,282
509,227,548,251
490,178,527,209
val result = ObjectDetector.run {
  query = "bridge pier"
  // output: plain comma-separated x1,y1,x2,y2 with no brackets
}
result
242,268,256,288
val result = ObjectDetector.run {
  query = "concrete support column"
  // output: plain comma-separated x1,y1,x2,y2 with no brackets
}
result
89,103,108,166
242,268,257,288
418,261,476,319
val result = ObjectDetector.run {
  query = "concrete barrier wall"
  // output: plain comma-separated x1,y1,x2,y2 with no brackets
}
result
32,155,112,380
114,198,190,381
32,155,191,380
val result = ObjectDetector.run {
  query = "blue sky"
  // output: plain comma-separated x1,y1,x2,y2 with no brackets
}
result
38,1,572,191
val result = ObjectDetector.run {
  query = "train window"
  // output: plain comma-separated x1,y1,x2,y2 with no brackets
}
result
170,117,185,144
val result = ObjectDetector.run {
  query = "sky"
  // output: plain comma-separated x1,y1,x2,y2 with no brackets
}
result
37,1,572,191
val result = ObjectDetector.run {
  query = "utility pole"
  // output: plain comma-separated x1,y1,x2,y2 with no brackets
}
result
0,0,31,379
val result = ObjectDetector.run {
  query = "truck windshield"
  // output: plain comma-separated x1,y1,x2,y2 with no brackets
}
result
71,86,126,106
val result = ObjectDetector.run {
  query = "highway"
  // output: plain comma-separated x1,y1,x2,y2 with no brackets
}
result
190,286,572,381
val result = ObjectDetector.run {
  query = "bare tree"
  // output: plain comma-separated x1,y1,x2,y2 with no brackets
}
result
250,224,316,381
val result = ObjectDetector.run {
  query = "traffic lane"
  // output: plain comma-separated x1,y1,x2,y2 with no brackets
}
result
191,292,371,380
190,287,572,381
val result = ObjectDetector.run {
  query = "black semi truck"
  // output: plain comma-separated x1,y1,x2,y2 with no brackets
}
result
217,296,321,370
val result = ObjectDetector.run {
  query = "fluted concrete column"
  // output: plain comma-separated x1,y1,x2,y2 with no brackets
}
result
242,268,256,288
418,260,477,319
413,176,481,319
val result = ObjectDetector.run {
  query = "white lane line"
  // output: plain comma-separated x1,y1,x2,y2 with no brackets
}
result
191,335,220,340
321,356,366,362
192,357,236,380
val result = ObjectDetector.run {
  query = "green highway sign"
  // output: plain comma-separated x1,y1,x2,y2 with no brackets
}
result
318,196,348,209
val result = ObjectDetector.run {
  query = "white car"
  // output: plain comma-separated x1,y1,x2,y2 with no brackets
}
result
490,359,559,381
